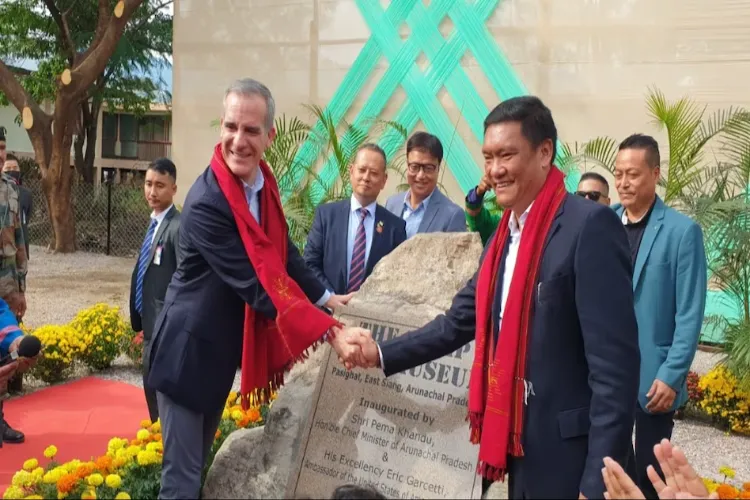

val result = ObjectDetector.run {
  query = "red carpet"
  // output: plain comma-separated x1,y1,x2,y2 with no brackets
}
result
0,377,148,491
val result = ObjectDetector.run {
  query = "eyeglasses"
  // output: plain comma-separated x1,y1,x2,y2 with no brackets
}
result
407,163,438,175
576,190,603,202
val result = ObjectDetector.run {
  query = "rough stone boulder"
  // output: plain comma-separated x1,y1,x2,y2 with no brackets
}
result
202,232,485,499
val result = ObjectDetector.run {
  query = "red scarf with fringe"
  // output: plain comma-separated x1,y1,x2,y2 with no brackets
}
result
469,166,567,481
210,144,340,409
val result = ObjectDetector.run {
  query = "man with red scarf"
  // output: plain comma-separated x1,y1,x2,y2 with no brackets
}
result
146,78,365,499
345,96,640,499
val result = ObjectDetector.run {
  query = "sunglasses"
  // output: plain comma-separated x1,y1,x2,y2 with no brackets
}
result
576,190,604,202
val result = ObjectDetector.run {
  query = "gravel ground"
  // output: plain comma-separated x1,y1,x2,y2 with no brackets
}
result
13,245,750,486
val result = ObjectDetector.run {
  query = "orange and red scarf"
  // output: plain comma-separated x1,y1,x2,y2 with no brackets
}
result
469,166,567,480
210,144,340,409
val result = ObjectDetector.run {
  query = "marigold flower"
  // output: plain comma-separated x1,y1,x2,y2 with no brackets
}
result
87,473,104,487
94,455,113,473
743,482,750,492
105,474,122,489
44,445,58,459
81,489,97,500
136,429,150,441
22,458,39,472
56,473,79,494
1,486,24,499
215,429,221,439
717,484,740,499
139,419,151,429
114,493,131,500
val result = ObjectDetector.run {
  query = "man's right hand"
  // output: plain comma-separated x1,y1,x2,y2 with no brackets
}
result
343,330,380,369
0,361,18,393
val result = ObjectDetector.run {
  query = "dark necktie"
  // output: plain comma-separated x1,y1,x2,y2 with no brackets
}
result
135,219,158,314
347,208,369,292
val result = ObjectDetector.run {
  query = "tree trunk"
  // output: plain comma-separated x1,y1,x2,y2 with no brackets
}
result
42,146,77,252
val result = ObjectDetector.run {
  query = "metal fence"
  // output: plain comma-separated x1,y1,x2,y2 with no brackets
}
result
23,178,150,258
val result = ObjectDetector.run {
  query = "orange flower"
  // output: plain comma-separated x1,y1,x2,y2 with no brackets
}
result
95,455,113,473
739,490,750,499
152,433,162,442
717,484,739,499
743,483,750,492
57,473,79,494
75,463,95,479
215,429,221,439
246,408,261,422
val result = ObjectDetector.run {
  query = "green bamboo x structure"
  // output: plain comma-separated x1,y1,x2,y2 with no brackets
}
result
284,0,580,205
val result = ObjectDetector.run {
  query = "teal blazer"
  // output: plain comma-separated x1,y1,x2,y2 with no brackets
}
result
613,197,707,413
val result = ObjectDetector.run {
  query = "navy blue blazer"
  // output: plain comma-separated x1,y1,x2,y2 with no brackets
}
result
303,200,407,294
379,194,640,499
146,167,328,415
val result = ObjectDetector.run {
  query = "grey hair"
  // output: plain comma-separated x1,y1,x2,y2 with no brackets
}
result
223,78,276,131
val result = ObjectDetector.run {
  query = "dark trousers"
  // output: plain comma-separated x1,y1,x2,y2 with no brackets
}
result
634,405,675,499
142,338,159,423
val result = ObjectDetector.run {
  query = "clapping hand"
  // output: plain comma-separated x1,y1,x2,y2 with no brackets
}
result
602,439,718,500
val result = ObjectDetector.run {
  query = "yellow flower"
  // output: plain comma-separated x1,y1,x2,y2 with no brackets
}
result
720,465,736,479
222,409,230,419
81,490,97,500
1,485,24,499
139,419,151,429
22,458,39,471
87,473,104,486
136,429,150,441
150,420,161,433
44,445,58,459
114,493,131,500
24,496,44,499
105,474,122,489
231,410,243,421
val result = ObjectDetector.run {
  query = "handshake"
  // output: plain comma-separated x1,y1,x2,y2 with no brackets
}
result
328,326,381,371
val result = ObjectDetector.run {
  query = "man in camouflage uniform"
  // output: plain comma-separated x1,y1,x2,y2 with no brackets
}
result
0,168,27,444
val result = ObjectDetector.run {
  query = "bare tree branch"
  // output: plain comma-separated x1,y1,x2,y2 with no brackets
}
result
41,0,77,64
0,59,50,126
132,0,173,32
81,0,114,63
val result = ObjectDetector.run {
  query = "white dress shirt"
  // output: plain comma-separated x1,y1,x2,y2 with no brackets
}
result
149,204,174,245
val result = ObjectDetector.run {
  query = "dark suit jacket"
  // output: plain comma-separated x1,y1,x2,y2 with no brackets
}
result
146,167,328,415
380,194,640,499
303,200,406,294
129,205,181,342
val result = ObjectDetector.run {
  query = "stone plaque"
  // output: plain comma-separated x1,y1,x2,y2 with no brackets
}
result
288,306,482,499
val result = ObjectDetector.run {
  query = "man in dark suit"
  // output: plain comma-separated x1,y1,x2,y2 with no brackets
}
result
304,144,406,295
129,157,181,423
146,78,366,499
345,97,640,499
384,131,466,237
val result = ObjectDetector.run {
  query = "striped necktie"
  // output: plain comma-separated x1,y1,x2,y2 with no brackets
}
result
347,208,369,293
135,218,158,314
